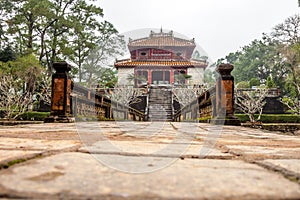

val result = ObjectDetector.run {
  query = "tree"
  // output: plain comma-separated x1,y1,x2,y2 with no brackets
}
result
249,78,260,88
0,46,16,62
271,14,300,45
235,88,268,123
98,68,118,88
107,85,143,107
0,73,34,119
281,56,300,114
80,31,125,88
64,1,105,81
172,85,207,107
236,81,250,89
0,54,46,118
266,76,276,88
271,14,300,94
1,0,118,75
36,73,52,106
203,69,216,87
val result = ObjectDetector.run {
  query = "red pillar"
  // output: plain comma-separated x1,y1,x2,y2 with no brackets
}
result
170,69,174,85
148,69,152,84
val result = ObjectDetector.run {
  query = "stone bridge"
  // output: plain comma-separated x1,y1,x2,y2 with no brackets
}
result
45,62,240,126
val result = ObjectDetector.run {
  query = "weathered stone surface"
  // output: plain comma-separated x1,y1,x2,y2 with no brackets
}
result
1,152,300,199
0,150,41,165
261,159,300,175
0,122,300,199
224,145,300,159
0,137,80,151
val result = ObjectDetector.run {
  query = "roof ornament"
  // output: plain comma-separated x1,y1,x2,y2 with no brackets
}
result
150,30,154,37
128,37,132,42
160,26,163,33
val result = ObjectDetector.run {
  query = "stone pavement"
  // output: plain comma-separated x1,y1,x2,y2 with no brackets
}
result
0,122,300,199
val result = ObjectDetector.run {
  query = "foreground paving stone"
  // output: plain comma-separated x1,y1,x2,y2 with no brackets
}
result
260,159,300,176
0,137,81,151
0,152,300,199
79,142,233,160
224,145,300,159
0,150,41,166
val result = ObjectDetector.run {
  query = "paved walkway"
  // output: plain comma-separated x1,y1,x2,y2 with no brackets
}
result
0,122,299,199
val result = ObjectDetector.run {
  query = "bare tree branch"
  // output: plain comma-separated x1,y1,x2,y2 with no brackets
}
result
0,74,34,119
172,85,207,107
235,88,268,123
106,85,144,107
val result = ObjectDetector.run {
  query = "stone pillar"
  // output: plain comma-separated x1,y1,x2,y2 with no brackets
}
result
44,62,75,123
213,64,240,125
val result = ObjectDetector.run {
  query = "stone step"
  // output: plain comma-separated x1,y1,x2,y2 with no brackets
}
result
148,88,173,121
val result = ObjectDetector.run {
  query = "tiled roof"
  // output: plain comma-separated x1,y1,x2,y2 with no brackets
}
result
115,60,207,68
128,30,196,47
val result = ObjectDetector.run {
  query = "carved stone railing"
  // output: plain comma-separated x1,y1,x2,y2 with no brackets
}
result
173,64,240,125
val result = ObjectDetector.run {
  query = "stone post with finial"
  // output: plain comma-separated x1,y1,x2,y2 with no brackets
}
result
211,64,240,125
44,62,75,123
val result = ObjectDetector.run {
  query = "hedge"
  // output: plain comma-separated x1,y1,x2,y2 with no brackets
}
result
18,112,50,121
235,114,300,123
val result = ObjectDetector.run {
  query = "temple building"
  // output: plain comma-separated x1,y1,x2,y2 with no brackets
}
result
115,30,208,87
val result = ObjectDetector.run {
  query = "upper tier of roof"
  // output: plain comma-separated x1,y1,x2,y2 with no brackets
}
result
128,30,196,47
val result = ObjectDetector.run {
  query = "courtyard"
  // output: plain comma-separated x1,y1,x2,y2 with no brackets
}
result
0,122,299,199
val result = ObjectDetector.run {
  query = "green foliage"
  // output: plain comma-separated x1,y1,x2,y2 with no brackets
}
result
236,81,250,88
231,39,287,88
98,68,118,88
18,112,50,121
266,76,276,88
0,55,49,119
235,114,300,123
0,46,16,62
0,0,119,75
249,78,260,87
203,70,216,87
198,116,211,123
218,14,300,95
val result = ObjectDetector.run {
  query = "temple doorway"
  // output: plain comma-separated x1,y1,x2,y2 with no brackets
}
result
151,71,170,84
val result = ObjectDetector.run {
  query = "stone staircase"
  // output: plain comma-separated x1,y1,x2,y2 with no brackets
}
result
148,86,173,121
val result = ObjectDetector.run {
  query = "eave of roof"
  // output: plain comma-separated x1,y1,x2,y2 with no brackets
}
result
115,60,207,68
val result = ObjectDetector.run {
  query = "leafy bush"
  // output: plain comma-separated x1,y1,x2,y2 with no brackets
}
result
235,114,300,123
18,112,50,121
236,81,250,88
198,116,211,123
249,78,260,87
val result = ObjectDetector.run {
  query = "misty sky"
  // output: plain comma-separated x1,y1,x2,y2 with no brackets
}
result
98,0,299,62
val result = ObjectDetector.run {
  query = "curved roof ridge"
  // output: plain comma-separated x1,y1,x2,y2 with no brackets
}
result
128,30,196,47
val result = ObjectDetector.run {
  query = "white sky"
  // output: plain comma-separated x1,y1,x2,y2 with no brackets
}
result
99,0,299,62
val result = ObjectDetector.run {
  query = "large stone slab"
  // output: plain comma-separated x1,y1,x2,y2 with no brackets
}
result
225,145,300,159
261,159,300,176
79,141,232,160
0,152,299,199
0,138,80,151
0,150,41,166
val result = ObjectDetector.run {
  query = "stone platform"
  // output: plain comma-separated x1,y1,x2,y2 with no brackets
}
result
0,122,299,199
